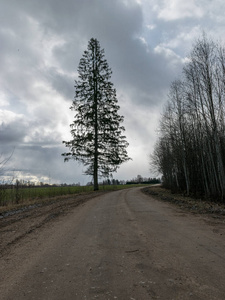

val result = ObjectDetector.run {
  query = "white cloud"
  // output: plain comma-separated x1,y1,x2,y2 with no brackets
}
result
0,109,24,125
157,0,204,21
0,91,10,107
146,24,156,30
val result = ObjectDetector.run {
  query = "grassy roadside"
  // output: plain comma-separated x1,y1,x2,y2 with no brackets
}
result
142,185,225,216
0,184,148,214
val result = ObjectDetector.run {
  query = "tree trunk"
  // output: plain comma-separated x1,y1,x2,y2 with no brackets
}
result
93,41,99,191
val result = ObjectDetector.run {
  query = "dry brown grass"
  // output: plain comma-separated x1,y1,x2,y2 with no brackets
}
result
142,185,225,216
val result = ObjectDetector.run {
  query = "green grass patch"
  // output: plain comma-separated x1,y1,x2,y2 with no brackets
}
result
0,183,150,210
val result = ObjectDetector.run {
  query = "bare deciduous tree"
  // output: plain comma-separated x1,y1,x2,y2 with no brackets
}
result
151,34,225,201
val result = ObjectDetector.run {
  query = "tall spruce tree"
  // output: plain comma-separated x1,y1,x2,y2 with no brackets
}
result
62,38,131,190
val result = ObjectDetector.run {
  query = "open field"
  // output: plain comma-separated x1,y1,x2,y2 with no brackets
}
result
0,184,148,213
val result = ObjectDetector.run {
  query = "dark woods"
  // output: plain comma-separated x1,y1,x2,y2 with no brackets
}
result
151,35,225,202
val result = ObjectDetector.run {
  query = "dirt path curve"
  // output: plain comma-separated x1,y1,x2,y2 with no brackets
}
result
1,187,225,300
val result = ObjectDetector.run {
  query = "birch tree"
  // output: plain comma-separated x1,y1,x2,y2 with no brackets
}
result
152,34,225,201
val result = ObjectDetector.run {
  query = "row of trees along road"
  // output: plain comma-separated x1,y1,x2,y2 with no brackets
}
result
151,34,225,201
62,38,131,190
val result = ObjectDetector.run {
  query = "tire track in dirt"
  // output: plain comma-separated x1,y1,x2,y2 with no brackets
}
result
0,191,106,257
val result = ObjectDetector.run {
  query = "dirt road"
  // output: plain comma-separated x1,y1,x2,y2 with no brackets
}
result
1,187,225,299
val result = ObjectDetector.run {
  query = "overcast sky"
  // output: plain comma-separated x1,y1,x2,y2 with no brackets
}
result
1,0,225,184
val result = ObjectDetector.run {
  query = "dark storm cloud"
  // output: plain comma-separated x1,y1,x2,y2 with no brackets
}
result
1,0,173,108
44,0,173,107
45,68,74,100
6,144,85,184
0,121,27,145
19,0,171,107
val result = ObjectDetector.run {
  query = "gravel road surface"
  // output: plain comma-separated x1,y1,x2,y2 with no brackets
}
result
1,187,225,299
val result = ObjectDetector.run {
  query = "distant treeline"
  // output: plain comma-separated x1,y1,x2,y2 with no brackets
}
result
86,176,161,186
151,35,225,202
0,182,81,189
126,177,161,185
